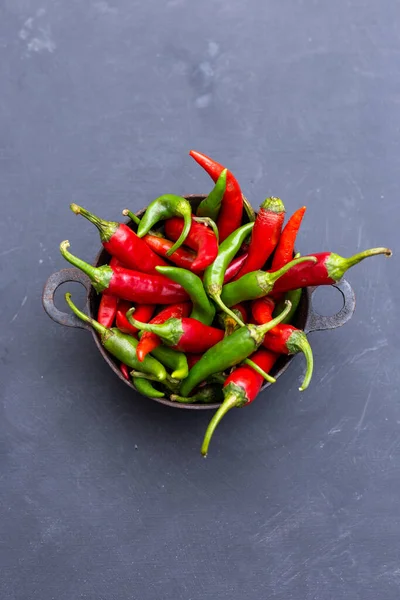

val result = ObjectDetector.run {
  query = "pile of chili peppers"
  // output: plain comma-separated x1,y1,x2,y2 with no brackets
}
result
60,150,392,456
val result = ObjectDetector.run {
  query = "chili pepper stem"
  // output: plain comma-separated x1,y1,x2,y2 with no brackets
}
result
269,255,317,285
327,247,392,281
243,358,276,383
65,292,107,336
60,241,112,293
193,217,219,241
126,308,181,346
213,294,246,328
252,301,292,342
201,390,244,457
70,204,117,242
242,195,256,222
287,331,314,391
165,213,191,256
122,208,141,226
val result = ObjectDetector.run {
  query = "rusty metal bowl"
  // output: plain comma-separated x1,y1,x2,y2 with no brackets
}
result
42,195,356,410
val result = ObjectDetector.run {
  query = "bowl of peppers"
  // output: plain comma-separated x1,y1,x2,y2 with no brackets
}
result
43,150,392,455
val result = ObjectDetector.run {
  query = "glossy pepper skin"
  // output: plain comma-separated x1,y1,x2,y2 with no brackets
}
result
97,257,120,327
171,385,224,405
189,150,243,242
234,197,285,280
271,206,306,271
156,266,215,325
270,248,392,294
201,349,279,456
251,297,314,391
116,301,155,335
220,256,316,307
133,377,165,398
127,310,224,354
196,169,227,222
149,344,189,380
223,253,248,284
136,303,191,362
60,241,189,304
137,195,192,256
204,222,254,326
70,204,167,274
65,293,167,381
142,235,197,270
165,216,218,273
179,302,291,397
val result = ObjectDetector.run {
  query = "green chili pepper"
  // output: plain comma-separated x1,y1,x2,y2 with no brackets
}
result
203,222,254,327
179,301,291,397
65,293,167,381
155,266,215,325
171,385,224,404
137,194,192,256
220,256,316,307
148,344,189,380
132,377,165,398
273,253,302,324
218,309,243,336
196,169,227,221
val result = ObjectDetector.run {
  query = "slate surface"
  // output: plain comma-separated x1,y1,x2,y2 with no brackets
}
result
1,1,399,599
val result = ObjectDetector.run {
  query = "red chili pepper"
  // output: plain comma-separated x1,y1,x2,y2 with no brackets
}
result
201,348,279,456
143,234,197,270
270,247,392,294
70,204,167,274
127,311,225,354
187,353,203,369
120,362,130,381
271,206,306,271
136,303,191,361
116,301,155,335
97,257,120,327
251,297,314,391
60,241,189,304
234,197,285,280
164,217,218,272
189,150,243,242
223,253,248,284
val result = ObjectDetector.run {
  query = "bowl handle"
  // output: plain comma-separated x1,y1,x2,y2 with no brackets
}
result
305,278,356,333
42,268,92,331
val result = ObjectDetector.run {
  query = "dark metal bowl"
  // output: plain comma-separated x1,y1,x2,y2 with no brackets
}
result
43,195,356,410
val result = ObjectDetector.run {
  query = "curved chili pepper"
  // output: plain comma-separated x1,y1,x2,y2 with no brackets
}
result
201,349,279,456
218,303,248,337
273,288,302,324
97,258,120,327
179,301,291,397
127,310,224,354
65,293,167,381
137,195,192,256
116,301,155,335
141,235,197,270
60,241,189,304
189,150,243,242
156,266,215,325
133,377,165,398
251,297,314,390
149,344,189,380
171,385,224,405
70,204,167,274
164,216,218,273
203,222,254,326
120,362,130,381
136,303,191,361
234,197,286,280
220,256,316,307
270,247,392,294
271,206,306,271
196,169,227,221
223,253,248,284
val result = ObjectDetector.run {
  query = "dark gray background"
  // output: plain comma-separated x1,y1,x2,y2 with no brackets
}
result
1,1,399,599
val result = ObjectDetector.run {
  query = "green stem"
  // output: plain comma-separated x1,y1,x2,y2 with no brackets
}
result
243,359,276,384
287,331,314,391
65,293,106,336
166,213,192,256
242,195,256,222
122,208,141,226
269,255,317,285
60,241,112,293
212,294,245,328
345,247,392,267
126,308,180,346
193,216,219,241
70,204,118,242
256,300,292,338
201,391,242,457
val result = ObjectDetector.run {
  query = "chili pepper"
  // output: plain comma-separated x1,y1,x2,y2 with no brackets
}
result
196,169,227,221
127,309,224,354
65,293,167,381
201,349,279,456
218,303,248,337
203,222,254,326
155,266,215,325
186,353,203,369
149,344,189,380
220,256,316,307
116,301,155,335
133,377,165,398
60,241,189,304
136,303,191,361
270,247,392,295
120,362,130,381
223,253,248,284
97,258,120,327
273,288,302,324
271,207,306,271
140,234,197,270
136,195,192,256
164,216,218,273
251,297,314,390
171,385,224,405
179,301,291,397
242,195,256,222
234,197,285,280
189,150,243,242
70,204,167,274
